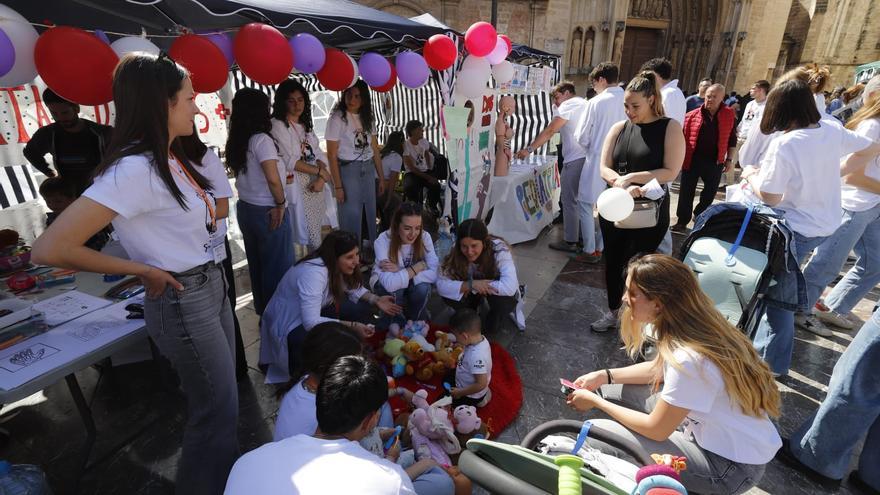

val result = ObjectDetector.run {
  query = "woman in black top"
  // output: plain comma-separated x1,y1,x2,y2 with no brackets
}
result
591,70,685,332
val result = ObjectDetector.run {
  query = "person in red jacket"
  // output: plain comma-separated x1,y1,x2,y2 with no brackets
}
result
673,84,737,231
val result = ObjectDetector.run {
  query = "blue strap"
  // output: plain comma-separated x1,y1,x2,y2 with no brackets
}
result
571,420,592,455
725,205,755,267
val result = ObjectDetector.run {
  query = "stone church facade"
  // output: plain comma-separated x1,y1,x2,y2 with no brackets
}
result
358,0,880,94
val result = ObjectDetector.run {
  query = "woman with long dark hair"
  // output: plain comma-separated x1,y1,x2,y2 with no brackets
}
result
372,202,438,325
326,80,385,244
179,127,248,380
591,70,685,333
226,88,294,315
271,79,330,251
437,219,518,333
568,255,781,494
742,79,880,375
32,53,237,493
259,230,402,383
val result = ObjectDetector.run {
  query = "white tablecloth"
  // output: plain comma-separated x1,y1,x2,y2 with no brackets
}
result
487,156,560,244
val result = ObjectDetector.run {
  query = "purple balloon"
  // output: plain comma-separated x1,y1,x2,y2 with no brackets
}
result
0,28,14,78
290,33,325,74
94,29,111,45
358,53,391,88
395,51,430,89
204,33,234,68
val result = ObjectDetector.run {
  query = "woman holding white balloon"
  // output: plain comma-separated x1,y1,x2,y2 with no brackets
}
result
591,71,685,333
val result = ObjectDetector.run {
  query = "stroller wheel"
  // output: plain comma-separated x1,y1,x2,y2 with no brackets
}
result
520,418,655,466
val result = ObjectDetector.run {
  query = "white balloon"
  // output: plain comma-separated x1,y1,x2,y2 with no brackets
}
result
461,55,490,77
0,4,39,87
492,60,514,85
597,187,635,222
455,68,488,99
486,37,508,65
110,36,160,57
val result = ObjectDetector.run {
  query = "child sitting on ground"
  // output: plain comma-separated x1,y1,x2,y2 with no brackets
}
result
447,308,492,408
39,176,110,251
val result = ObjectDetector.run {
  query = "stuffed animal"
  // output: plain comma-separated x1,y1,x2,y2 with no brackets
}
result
383,338,409,378
452,405,482,435
432,331,458,370
409,333,436,352
408,407,461,467
402,320,430,340
388,322,402,339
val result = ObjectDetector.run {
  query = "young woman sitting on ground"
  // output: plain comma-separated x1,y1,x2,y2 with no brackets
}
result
567,254,782,495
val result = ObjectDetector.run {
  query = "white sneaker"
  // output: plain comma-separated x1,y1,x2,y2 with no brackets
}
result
795,313,833,337
814,307,855,330
591,310,619,333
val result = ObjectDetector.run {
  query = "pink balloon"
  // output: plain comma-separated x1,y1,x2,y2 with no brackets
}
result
486,36,508,65
464,21,497,57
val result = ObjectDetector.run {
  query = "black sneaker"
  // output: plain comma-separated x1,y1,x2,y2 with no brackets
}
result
775,439,842,489
548,241,579,253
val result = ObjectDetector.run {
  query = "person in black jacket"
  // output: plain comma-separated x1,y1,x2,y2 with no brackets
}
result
23,88,112,194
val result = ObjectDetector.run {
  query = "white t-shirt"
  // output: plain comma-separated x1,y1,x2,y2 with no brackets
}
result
757,122,873,237
199,149,234,238
325,111,374,162
555,97,588,163
84,154,215,273
841,119,880,212
737,99,765,141
224,435,417,495
234,133,284,207
403,138,432,172
576,86,627,203
382,152,403,180
273,378,318,442
660,348,781,464
456,336,492,399
661,79,687,125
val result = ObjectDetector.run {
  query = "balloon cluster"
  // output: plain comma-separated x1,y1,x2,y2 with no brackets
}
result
454,21,514,100
0,4,514,105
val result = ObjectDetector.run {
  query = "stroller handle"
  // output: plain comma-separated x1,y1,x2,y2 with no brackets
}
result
520,419,656,466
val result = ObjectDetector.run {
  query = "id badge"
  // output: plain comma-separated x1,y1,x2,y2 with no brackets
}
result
210,233,227,264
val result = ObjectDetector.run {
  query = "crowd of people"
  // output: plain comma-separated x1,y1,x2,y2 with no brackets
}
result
18,48,880,495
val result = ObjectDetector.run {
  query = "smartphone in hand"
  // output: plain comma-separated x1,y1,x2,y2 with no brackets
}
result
559,378,581,396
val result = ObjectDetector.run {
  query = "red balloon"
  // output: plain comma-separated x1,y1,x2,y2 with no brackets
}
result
34,26,118,105
464,21,497,57
317,48,357,91
424,34,456,71
170,34,228,93
500,35,512,55
371,64,397,92
234,23,293,85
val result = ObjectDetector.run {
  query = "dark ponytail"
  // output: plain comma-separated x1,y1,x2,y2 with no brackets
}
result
626,70,665,118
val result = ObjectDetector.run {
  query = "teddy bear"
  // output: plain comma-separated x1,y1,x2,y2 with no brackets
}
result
432,331,459,370
452,405,482,435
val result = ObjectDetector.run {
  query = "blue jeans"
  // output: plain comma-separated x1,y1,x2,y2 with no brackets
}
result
338,159,378,244
753,232,827,375
790,308,880,489
561,159,585,243
143,263,238,495
576,199,603,254
412,466,455,495
237,200,295,315
804,204,880,314
375,281,432,327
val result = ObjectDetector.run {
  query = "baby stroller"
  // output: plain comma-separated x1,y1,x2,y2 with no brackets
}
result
459,419,661,494
678,203,790,338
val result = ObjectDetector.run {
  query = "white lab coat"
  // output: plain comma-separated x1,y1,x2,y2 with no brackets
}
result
575,86,627,203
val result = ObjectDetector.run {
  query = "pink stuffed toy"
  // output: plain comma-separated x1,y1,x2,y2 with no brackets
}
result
406,388,461,466
452,405,482,435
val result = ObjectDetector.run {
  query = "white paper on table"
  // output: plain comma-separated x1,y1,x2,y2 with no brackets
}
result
32,290,113,327
0,298,144,390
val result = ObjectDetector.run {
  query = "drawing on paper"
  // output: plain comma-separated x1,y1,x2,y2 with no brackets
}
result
1,343,61,372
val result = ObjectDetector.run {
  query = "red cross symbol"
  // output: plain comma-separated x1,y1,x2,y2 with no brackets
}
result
215,103,229,120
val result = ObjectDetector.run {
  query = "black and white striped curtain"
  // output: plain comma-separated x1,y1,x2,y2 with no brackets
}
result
0,165,38,209
231,70,446,153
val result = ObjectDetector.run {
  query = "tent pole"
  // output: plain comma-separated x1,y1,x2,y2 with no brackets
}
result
491,0,498,27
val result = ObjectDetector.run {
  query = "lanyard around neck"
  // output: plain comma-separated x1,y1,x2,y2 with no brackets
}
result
169,153,216,233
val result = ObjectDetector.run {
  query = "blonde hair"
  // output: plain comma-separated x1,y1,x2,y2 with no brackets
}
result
625,70,665,118
619,255,781,418
847,75,880,131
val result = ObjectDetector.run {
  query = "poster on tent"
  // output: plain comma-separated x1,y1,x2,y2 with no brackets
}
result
498,64,529,93
443,92,495,222
0,77,232,178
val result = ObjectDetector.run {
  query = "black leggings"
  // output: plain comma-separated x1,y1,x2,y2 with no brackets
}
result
443,293,517,333
222,238,247,378
403,173,442,211
599,197,669,311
